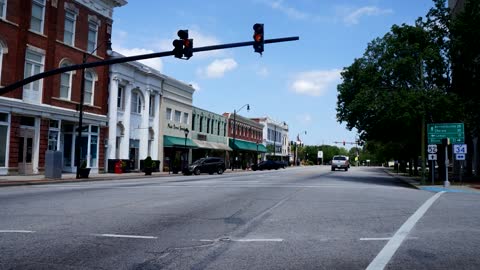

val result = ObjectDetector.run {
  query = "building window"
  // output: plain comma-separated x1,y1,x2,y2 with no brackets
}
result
48,120,60,151
0,0,6,19
117,86,124,110
199,117,203,132
149,95,155,117
30,0,45,33
224,123,227,136
90,126,98,167
192,115,195,131
59,61,73,100
64,10,76,46
0,112,9,167
0,40,6,85
84,70,95,105
174,110,181,123
211,120,214,134
166,108,172,121
182,113,188,124
87,21,98,53
131,92,142,114
24,49,44,92
217,121,221,135
207,119,210,133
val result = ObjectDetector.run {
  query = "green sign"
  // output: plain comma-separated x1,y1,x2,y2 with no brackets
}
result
427,123,464,144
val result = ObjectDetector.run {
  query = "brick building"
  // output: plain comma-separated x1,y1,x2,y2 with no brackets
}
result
0,0,126,175
223,112,266,169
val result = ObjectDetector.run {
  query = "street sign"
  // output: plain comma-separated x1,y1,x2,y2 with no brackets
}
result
456,154,466,160
453,144,467,154
427,144,438,154
427,123,464,144
428,154,437,161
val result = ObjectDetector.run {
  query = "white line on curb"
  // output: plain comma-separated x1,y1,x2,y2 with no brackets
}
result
366,191,445,270
92,233,158,239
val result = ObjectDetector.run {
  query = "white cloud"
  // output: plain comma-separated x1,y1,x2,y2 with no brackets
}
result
257,67,269,77
267,0,309,20
290,69,341,97
113,47,163,72
296,113,313,125
343,6,393,25
199,58,238,78
189,82,201,91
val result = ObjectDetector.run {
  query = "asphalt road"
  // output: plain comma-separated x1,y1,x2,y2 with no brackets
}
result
1,166,479,270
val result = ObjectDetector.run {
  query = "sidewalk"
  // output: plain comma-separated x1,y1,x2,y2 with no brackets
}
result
0,168,259,187
384,169,480,194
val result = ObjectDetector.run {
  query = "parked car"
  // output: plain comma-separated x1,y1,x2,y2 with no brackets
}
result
331,155,349,171
185,157,226,175
251,160,284,171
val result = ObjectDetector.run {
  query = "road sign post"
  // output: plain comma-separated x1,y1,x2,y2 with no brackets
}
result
427,151,437,185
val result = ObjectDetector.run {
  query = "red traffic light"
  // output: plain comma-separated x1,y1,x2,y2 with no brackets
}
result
252,23,264,55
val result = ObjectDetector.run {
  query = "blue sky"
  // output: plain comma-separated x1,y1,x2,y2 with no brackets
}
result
111,0,434,146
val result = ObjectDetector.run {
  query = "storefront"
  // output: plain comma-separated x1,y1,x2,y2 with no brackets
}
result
229,138,267,169
163,134,197,173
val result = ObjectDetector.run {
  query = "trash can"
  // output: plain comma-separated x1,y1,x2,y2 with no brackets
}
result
45,150,63,179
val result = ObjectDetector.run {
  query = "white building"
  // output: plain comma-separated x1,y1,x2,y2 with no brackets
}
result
107,52,195,173
251,117,289,162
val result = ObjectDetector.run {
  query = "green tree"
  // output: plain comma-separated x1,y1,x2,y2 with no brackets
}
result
336,1,460,174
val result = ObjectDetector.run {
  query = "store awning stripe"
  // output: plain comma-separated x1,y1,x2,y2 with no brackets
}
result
192,139,233,151
164,135,198,148
229,139,267,153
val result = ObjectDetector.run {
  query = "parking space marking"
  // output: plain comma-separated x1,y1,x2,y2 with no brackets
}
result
366,191,445,270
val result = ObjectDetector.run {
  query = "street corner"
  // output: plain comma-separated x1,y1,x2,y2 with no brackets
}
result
419,185,480,195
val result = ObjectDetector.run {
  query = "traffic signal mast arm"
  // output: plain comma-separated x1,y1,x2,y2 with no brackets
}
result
0,36,298,95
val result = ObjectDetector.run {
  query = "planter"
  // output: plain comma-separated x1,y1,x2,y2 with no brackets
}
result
78,168,91,178
144,167,153,176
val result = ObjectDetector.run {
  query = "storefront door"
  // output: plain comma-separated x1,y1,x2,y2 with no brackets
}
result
18,129,34,174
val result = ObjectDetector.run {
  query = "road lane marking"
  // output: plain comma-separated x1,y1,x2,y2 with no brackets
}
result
366,191,445,270
92,233,157,239
198,238,283,243
360,237,418,241
0,230,35,233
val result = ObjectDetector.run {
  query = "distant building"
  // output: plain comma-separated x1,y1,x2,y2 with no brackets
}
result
0,0,126,175
223,112,266,169
191,107,231,162
251,117,290,162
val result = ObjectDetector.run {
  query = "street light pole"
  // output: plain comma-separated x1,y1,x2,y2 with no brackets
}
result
231,104,249,171
184,128,189,172
75,40,112,179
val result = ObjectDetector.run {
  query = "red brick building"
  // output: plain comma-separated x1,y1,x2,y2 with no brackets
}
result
223,112,266,169
0,0,126,175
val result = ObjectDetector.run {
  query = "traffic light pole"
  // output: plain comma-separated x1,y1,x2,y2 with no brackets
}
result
0,36,299,95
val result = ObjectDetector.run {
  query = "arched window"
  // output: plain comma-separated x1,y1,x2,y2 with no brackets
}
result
83,70,96,105
0,39,7,86
207,119,210,133
59,60,73,100
217,121,221,135
199,117,203,132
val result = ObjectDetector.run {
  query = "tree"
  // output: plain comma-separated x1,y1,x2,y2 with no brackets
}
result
336,1,460,174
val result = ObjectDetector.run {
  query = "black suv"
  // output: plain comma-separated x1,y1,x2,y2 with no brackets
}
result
185,157,226,175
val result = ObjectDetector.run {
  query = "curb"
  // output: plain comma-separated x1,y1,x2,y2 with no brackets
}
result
383,169,420,189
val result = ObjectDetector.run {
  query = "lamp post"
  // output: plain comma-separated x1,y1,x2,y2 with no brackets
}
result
75,39,112,179
256,141,259,165
295,130,307,166
232,104,250,171
184,128,189,171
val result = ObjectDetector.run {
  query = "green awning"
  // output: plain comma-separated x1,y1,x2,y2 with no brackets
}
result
164,135,198,148
229,139,267,153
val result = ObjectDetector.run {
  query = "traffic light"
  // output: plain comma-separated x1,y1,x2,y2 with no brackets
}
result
343,141,346,146
172,29,193,59
253,23,264,55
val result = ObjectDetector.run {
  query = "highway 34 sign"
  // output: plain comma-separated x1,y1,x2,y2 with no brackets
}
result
453,144,467,154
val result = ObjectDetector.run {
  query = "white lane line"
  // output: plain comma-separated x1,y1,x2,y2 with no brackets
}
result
366,191,445,270
360,237,391,241
234,238,284,242
360,237,419,241
92,233,157,239
0,230,35,233
198,238,283,243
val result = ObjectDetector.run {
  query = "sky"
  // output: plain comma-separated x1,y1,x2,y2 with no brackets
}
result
111,0,434,147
